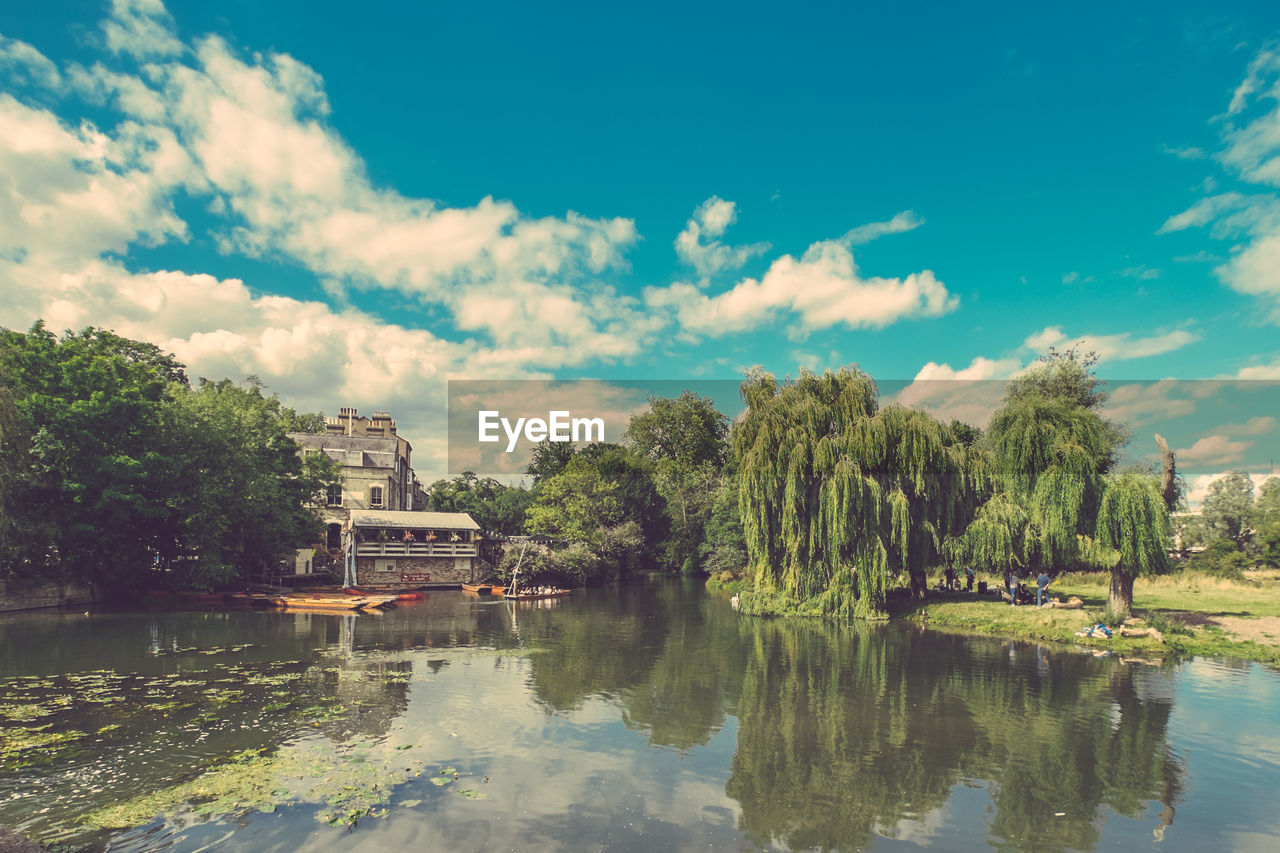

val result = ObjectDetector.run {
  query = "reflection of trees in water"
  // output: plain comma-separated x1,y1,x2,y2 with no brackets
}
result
518,583,681,712
726,620,1184,852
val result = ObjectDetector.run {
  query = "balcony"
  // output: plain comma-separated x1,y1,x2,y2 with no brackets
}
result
354,542,477,558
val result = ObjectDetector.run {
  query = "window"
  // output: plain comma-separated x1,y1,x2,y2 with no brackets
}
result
369,485,384,508
326,484,343,507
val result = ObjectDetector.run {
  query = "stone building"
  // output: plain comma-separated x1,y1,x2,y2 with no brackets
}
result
347,510,481,586
288,407,415,554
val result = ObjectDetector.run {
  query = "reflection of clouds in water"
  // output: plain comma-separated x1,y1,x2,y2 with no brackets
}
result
316,650,746,852
875,794,951,844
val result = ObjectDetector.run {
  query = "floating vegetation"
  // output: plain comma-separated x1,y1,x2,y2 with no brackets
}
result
81,739,477,830
0,726,88,770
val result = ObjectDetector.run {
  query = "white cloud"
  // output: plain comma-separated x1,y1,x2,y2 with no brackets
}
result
842,209,923,245
1160,45,1280,321
101,0,183,59
0,3,664,376
0,35,61,90
647,215,953,338
1117,265,1161,280
674,196,769,277
888,356,1023,427
1217,415,1277,436
1102,380,1199,429
1023,325,1199,361
1237,357,1280,379
1186,471,1279,507
1176,434,1254,467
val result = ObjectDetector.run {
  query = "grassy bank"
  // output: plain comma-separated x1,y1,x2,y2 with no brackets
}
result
889,569,1280,665
724,569,1280,665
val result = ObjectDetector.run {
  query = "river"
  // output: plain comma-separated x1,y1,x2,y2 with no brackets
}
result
1,577,1277,851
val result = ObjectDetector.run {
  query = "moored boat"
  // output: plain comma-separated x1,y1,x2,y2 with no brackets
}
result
506,588,570,601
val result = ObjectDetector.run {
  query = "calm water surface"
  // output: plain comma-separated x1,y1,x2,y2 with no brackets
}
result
1,578,1278,851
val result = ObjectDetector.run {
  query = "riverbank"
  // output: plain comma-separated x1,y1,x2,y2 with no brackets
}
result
722,569,1280,665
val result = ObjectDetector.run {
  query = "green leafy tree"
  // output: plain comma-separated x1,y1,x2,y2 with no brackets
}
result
626,392,730,572
0,323,189,589
626,391,728,469
975,351,1125,576
168,379,339,588
579,443,669,565
1095,470,1171,615
735,367,980,614
1201,471,1255,549
1254,478,1280,568
525,455,623,541
422,471,532,534
0,324,336,591
524,439,577,487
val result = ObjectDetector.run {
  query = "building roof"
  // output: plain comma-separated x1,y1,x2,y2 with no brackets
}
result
349,510,480,530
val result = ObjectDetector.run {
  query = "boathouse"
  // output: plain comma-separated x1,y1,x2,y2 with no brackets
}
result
346,510,481,586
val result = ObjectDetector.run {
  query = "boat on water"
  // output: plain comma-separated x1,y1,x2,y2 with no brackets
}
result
461,583,507,596
271,596,364,611
506,588,570,601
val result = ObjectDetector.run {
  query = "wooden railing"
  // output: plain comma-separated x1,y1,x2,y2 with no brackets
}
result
354,542,477,558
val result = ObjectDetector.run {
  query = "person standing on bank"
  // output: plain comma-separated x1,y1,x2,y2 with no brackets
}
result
1036,570,1052,607
1005,569,1018,606
965,565,975,592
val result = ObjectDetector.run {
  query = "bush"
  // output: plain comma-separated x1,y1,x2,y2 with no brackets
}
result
1186,539,1250,580
1142,610,1192,637
496,521,644,588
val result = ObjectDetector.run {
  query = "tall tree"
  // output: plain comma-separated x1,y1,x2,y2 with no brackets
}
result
168,379,339,588
0,323,189,588
1095,470,1171,615
422,471,533,534
525,455,624,541
1201,471,1255,549
974,350,1125,576
626,392,729,572
1254,478,1280,568
735,367,979,614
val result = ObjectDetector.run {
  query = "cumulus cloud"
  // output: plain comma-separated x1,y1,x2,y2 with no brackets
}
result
0,3,665,392
1176,434,1254,467
1185,471,1279,507
1217,415,1277,436
1023,325,1199,361
648,212,952,338
892,355,1022,427
1102,380,1200,429
674,196,769,277
1237,357,1280,379
1161,44,1280,321
0,35,62,89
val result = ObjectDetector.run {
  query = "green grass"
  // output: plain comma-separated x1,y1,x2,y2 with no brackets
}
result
889,569,1280,665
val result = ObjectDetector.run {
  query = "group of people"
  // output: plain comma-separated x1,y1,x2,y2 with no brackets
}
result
1004,568,1054,607
937,567,1055,607
941,565,977,592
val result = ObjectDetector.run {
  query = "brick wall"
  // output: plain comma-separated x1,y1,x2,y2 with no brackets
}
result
0,580,98,613
356,555,474,586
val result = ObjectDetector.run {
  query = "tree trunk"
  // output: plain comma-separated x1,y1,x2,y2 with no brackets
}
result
1154,433,1178,511
909,565,927,600
1109,569,1134,617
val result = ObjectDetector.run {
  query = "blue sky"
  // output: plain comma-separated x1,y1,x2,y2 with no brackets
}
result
1,0,1279,491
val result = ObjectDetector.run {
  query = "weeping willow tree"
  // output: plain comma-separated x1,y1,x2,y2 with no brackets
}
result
1095,470,1171,615
735,367,985,616
960,352,1123,577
